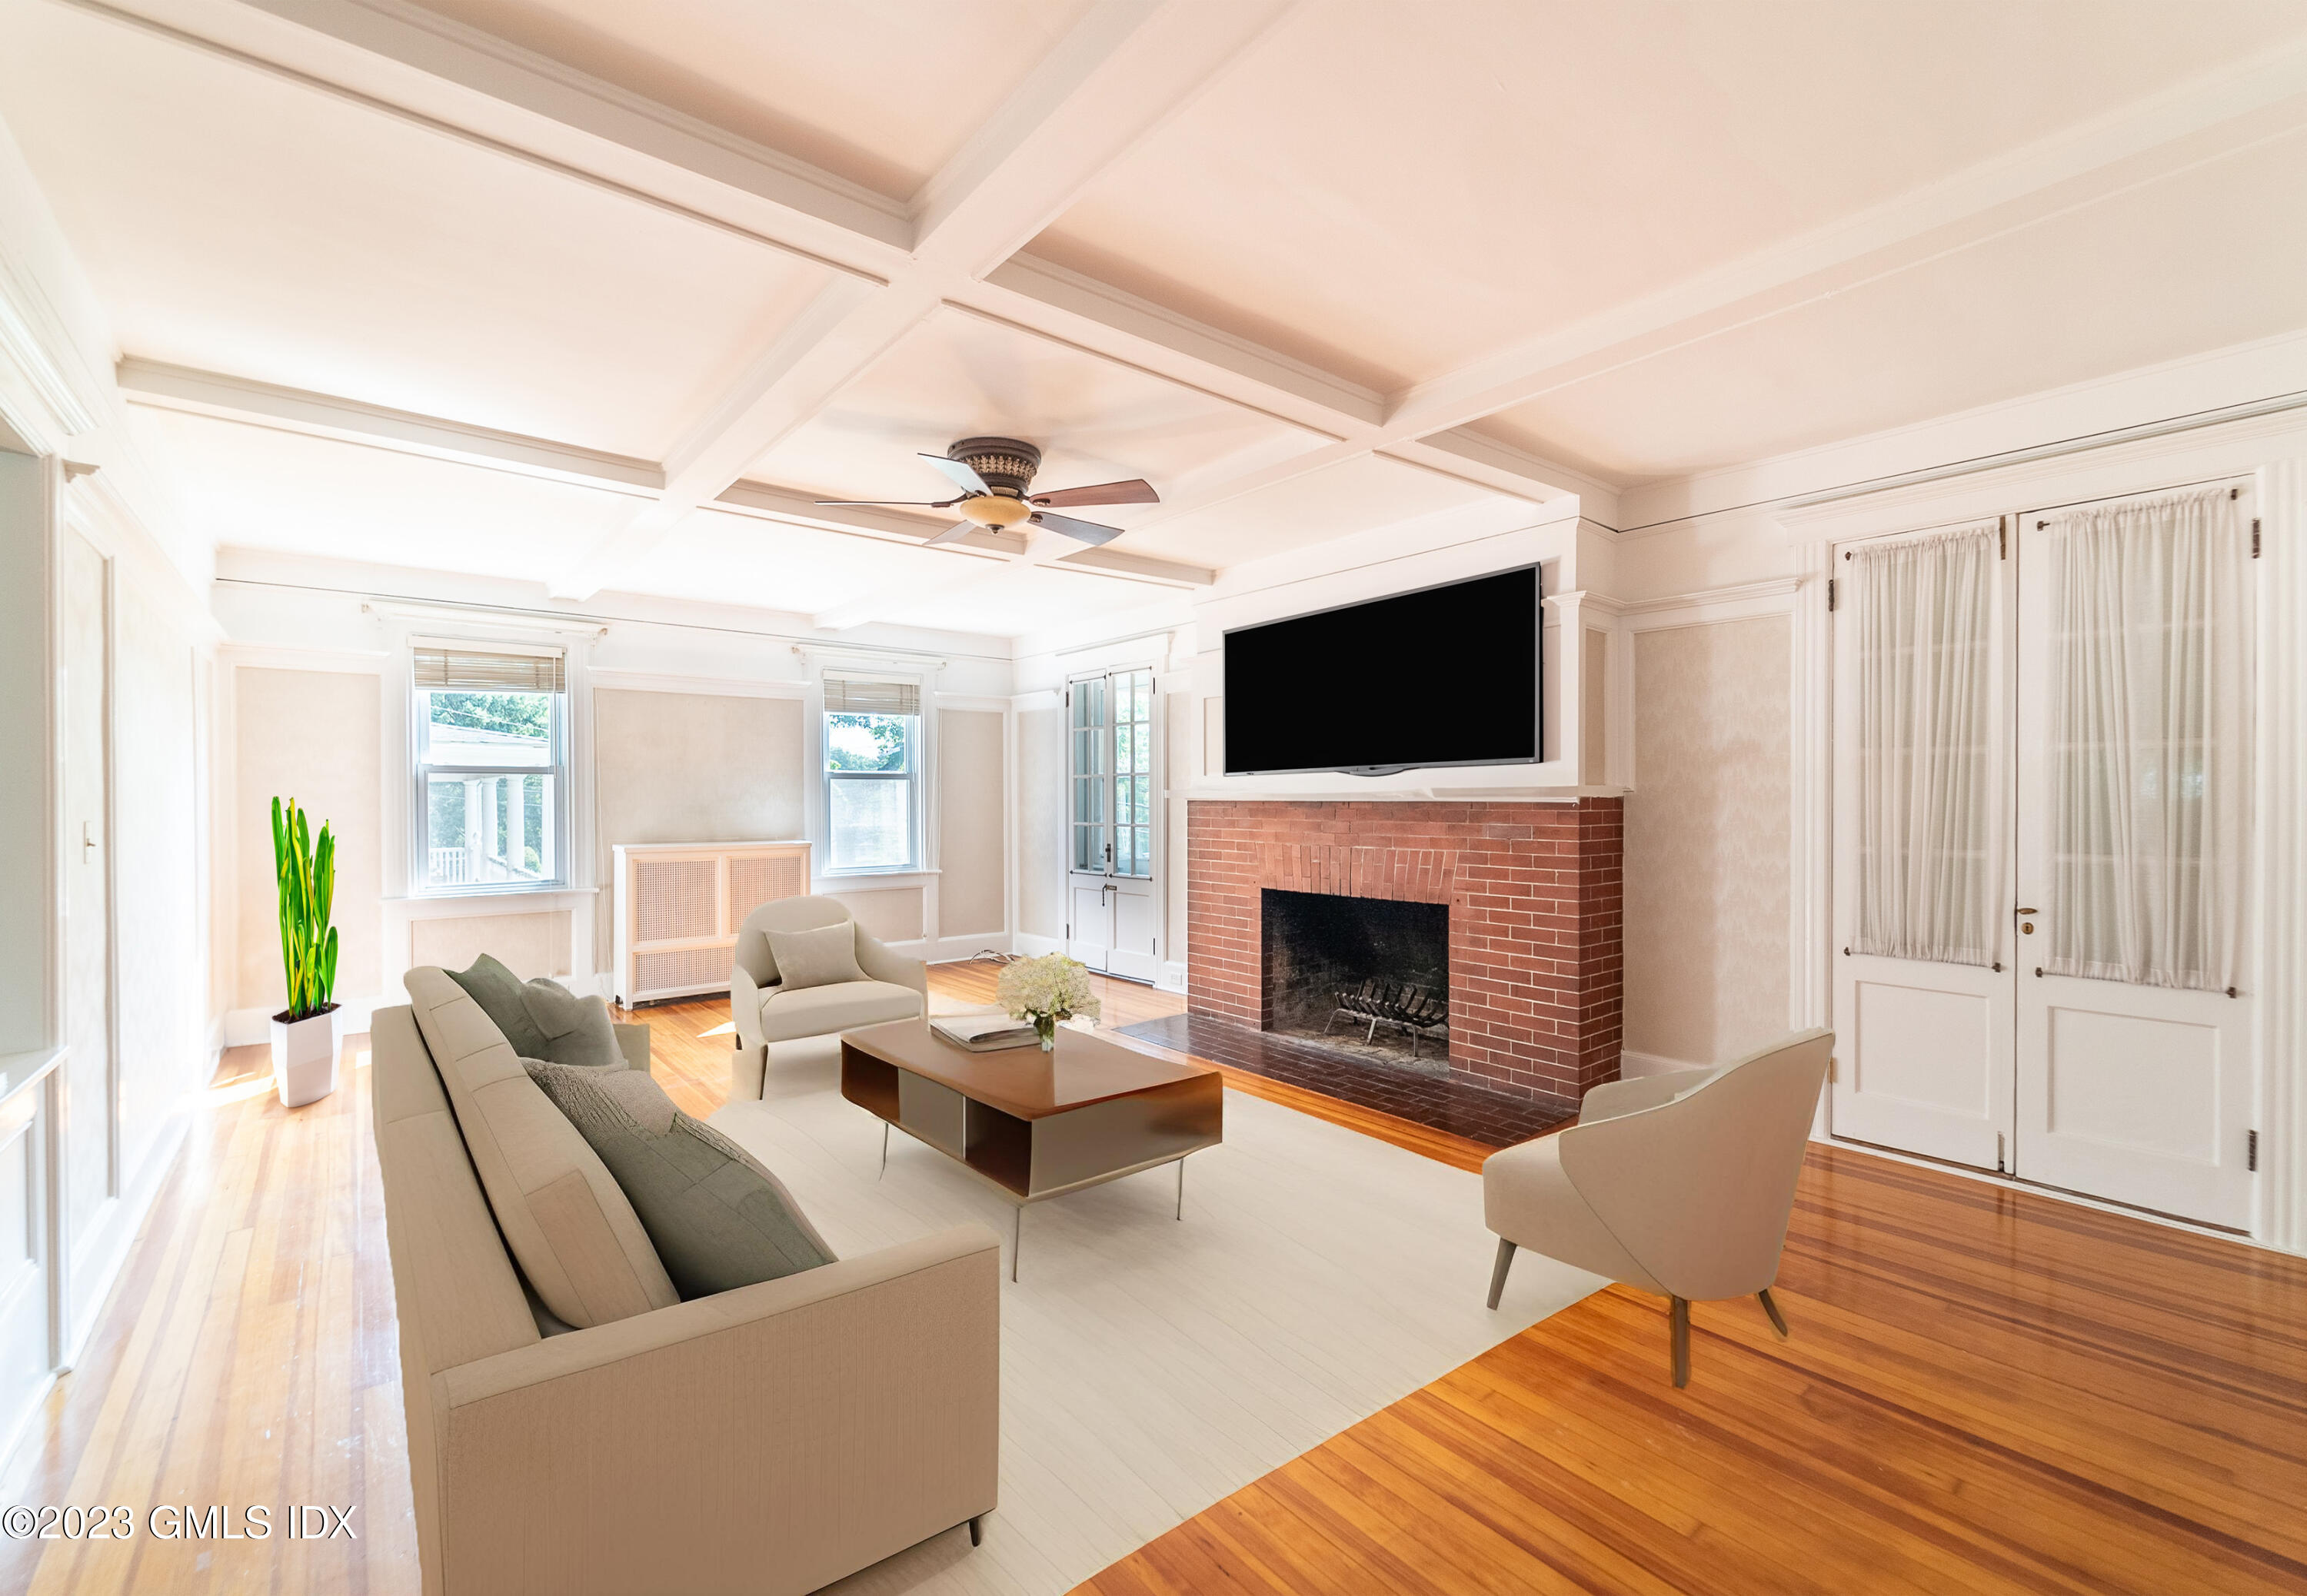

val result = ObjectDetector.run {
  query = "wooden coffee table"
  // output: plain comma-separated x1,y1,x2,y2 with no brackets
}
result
840,1019,1223,1279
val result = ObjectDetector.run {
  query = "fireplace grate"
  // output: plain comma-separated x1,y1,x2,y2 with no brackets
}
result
1327,977,1449,1058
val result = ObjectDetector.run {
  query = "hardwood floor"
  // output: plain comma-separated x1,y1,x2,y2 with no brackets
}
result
1078,1142,2307,1596
3,963,2301,1595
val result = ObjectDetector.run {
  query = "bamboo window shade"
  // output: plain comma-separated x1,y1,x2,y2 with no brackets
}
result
414,647,566,693
823,677,920,715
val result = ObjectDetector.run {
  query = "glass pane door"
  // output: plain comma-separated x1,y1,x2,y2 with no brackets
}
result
1072,671,1154,879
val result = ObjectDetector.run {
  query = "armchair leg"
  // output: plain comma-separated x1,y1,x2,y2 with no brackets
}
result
1486,1238,1516,1310
1757,1287,1790,1339
1669,1296,1691,1388
967,1515,984,1548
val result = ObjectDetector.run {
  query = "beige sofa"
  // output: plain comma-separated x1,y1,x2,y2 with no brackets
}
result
730,896,927,1099
371,996,1000,1594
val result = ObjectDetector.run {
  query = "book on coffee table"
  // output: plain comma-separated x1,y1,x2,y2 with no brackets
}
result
930,1013,1040,1052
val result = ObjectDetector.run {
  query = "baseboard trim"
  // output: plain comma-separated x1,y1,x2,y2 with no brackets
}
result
62,1106,191,1369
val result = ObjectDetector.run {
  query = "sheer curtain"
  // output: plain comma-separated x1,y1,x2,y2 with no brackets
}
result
1851,526,2001,966
2044,487,2251,992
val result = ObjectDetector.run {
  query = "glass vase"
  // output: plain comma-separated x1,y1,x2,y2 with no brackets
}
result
1034,1012,1058,1052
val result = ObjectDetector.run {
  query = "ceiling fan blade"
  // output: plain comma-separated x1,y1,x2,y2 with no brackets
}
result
812,497,957,507
922,520,978,547
917,452,990,496
1031,478,1159,508
1030,510,1125,547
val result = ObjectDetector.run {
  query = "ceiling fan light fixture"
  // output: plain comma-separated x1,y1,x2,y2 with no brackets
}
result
960,494,1036,530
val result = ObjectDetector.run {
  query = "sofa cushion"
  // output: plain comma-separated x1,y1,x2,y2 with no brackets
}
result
763,921,867,993
758,978,924,1043
526,1060,835,1298
445,953,552,1059
520,977,624,1070
404,966,678,1328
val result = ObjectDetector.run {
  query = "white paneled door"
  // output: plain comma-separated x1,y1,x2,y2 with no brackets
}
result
1832,484,2259,1229
1831,522,2016,1172
2012,487,2257,1229
1066,670,1159,982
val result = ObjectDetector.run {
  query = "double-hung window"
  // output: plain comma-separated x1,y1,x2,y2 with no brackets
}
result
824,677,920,873
414,645,568,893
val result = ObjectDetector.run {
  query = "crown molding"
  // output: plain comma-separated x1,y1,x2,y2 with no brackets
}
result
0,248,101,447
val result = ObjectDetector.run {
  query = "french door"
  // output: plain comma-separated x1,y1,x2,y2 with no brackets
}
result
1832,484,2259,1229
1067,670,1158,982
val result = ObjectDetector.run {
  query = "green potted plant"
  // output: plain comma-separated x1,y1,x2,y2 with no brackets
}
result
268,796,341,1107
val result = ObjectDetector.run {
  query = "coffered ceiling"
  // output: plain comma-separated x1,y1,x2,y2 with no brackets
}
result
5,0,2304,636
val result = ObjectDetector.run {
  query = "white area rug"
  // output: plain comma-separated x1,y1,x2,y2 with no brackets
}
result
706,1038,1598,1596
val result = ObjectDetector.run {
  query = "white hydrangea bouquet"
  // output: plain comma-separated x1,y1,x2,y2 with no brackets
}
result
996,953,1100,1052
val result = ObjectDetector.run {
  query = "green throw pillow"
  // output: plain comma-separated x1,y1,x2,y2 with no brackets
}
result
519,976,624,1070
444,953,551,1058
524,1060,834,1298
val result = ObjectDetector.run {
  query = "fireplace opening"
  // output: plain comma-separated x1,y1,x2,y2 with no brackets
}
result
1261,889,1449,1072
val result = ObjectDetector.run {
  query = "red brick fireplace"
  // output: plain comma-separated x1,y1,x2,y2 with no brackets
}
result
1186,799,1624,1108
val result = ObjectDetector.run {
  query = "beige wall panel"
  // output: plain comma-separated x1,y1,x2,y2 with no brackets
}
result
1017,707,1064,940
831,886,923,944
236,667,381,1010
410,910,572,979
593,689,804,966
58,530,110,1237
114,575,206,1176
1625,616,1789,1067
1583,627,1609,779
937,708,1005,936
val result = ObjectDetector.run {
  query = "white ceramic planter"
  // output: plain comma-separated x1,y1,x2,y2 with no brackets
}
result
270,1005,341,1108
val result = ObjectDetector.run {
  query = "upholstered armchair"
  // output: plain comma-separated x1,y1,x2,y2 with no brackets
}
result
730,896,927,1099
1483,1028,1834,1385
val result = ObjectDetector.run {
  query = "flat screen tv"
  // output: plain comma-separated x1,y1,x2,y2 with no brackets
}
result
1223,565,1540,776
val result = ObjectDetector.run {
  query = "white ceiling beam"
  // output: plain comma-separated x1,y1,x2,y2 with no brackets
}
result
98,0,1582,557
712,481,1210,586
545,0,1303,611
1377,34,2307,444
812,526,1079,633
54,0,887,278
116,355,666,492
168,0,912,260
1033,32,2307,539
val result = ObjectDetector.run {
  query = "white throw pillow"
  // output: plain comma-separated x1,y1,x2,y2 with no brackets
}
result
764,921,867,992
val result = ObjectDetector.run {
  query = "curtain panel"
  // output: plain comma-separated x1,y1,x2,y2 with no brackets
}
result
1850,525,2001,967
2043,487,2251,993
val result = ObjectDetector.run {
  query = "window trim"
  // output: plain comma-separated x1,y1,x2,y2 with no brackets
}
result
821,707,923,876
409,644,572,898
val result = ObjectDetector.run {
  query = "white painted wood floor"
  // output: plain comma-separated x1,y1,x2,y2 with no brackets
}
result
707,1043,1598,1596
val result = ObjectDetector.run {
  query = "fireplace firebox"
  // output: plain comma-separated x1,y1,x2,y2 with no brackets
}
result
1262,889,1450,1070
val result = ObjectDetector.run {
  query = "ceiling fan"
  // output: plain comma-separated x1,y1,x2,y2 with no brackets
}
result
814,437,1156,547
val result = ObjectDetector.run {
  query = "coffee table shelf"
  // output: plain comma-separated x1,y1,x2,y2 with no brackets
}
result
839,1019,1223,1278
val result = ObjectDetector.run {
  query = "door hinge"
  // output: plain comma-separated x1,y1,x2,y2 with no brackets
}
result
2248,1129,2259,1172
1826,1054,1836,1082
1999,520,2007,560
1996,1132,2008,1175
2252,518,2261,558
1826,577,1836,612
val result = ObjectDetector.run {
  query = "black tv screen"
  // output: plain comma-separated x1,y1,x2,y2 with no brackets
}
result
1223,565,1541,776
